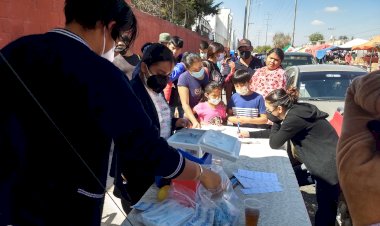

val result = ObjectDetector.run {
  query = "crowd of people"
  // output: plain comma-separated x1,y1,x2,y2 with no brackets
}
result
4,0,378,226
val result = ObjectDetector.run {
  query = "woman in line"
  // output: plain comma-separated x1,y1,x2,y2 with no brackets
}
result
249,48,286,98
178,53,209,129
203,42,225,86
112,43,193,212
240,88,340,226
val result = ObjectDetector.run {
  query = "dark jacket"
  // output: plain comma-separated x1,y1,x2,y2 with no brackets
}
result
235,57,264,75
110,67,180,205
267,103,338,185
0,29,184,225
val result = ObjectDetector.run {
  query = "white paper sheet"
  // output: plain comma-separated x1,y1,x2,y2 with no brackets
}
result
234,169,283,194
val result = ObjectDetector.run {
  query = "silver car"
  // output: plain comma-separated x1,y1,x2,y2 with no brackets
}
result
281,52,317,69
285,64,367,119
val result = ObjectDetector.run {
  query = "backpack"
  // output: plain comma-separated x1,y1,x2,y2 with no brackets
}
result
203,60,224,86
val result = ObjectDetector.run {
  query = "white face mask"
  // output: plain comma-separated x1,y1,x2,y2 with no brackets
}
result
208,97,221,105
200,52,207,59
101,26,116,62
236,86,249,96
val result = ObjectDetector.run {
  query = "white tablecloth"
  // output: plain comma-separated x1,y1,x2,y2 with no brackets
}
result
122,126,312,226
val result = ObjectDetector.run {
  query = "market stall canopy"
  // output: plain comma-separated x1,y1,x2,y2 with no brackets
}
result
352,35,380,51
316,46,337,59
310,44,332,57
336,38,369,50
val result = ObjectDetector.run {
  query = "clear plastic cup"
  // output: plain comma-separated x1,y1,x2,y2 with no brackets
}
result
244,198,263,226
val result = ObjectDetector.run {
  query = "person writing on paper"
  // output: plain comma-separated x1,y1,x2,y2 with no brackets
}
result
0,0,221,224
240,88,339,226
193,81,227,126
227,69,268,128
178,53,209,128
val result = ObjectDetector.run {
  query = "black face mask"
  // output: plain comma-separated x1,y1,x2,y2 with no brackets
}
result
239,50,251,60
266,110,282,123
147,75,169,93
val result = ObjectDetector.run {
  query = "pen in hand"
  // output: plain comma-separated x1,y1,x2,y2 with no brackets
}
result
237,122,240,133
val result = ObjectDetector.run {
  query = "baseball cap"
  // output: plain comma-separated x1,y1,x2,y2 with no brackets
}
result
238,39,252,49
159,33,171,43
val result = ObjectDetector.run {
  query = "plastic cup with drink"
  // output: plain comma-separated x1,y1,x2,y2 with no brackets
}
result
244,198,263,226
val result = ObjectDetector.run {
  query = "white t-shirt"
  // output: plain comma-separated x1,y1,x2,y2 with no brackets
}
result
145,87,172,139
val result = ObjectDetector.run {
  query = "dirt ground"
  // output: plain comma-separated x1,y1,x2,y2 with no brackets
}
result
300,185,317,226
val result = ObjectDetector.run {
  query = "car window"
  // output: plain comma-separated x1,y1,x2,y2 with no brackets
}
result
297,71,366,100
282,55,315,69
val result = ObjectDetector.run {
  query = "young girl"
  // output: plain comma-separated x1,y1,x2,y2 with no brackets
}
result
193,81,227,126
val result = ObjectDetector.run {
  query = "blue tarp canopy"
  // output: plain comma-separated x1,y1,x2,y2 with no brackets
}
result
316,46,337,59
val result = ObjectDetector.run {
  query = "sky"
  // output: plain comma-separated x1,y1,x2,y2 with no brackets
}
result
220,0,380,47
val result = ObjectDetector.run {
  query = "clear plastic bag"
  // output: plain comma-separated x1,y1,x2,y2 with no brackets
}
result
135,164,242,225
185,164,242,225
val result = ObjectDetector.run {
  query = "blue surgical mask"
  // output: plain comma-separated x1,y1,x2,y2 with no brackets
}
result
191,68,205,79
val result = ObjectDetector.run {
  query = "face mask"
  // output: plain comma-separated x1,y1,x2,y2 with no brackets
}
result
208,97,221,105
239,50,251,60
266,110,282,123
216,53,225,61
101,44,115,62
191,68,205,79
101,26,116,62
236,86,249,96
146,65,169,93
200,52,207,59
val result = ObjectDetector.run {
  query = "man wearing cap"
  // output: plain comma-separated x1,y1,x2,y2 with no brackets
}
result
159,32,171,46
234,39,264,75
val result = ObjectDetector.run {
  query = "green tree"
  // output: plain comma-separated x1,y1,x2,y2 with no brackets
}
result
272,32,291,49
309,32,324,42
132,0,222,29
254,45,272,54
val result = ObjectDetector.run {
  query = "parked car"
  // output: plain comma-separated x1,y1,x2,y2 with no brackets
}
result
282,52,317,69
285,64,367,119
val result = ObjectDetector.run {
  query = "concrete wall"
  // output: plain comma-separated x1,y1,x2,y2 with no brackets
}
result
0,0,209,54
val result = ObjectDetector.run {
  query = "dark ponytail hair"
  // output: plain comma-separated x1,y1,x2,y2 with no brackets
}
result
141,43,175,67
267,48,285,62
265,87,299,109
200,81,222,102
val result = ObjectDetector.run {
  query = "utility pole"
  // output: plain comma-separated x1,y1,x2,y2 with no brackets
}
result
256,30,262,47
291,0,298,46
243,0,251,39
264,14,271,46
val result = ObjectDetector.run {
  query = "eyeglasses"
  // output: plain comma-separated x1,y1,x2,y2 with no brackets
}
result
266,107,277,114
